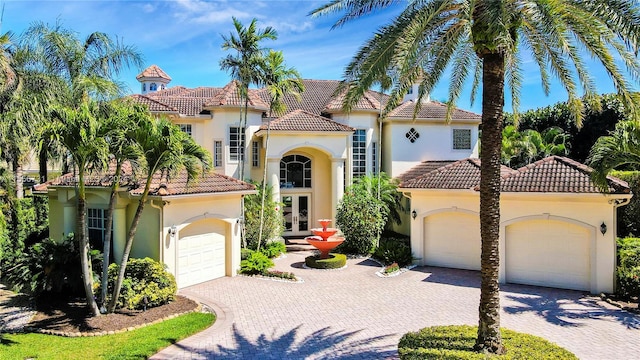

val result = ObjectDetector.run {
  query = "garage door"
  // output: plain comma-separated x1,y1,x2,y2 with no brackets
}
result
506,219,590,291
178,229,226,288
423,212,480,270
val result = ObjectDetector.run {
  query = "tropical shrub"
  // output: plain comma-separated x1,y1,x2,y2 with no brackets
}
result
616,237,640,300
610,171,640,238
239,251,274,275
260,240,286,258
383,262,400,274
305,253,347,269
101,257,177,310
243,183,283,250
335,184,386,255
241,248,254,260
351,173,403,228
398,325,577,359
374,237,414,267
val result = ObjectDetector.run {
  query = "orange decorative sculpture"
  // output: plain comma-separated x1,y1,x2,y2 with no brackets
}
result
305,219,344,259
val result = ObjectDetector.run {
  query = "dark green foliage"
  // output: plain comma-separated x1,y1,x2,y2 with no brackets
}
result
616,237,640,300
335,184,386,255
243,183,283,250
305,253,347,269
374,237,414,267
507,94,628,163
241,248,254,260
239,251,274,275
101,257,177,310
398,325,577,359
611,171,640,237
264,270,296,280
352,173,403,228
383,262,400,274
260,240,286,258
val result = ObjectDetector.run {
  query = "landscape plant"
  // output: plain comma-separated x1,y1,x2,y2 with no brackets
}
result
239,250,274,275
243,183,283,250
335,183,385,255
305,253,347,270
374,237,414,267
616,237,640,301
260,240,286,258
312,0,640,353
610,171,640,237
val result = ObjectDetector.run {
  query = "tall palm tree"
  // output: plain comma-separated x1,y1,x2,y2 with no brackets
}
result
588,120,640,189
0,31,17,92
108,117,211,313
220,17,277,181
312,0,640,353
257,50,304,250
49,100,109,316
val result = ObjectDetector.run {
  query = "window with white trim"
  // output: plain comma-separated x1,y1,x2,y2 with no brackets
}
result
87,208,105,250
453,129,472,150
372,142,378,175
352,129,366,178
229,127,245,161
252,141,259,167
178,124,192,137
214,140,223,167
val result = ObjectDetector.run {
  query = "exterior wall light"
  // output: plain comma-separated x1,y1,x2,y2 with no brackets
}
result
412,210,417,220
168,225,177,237
600,222,607,235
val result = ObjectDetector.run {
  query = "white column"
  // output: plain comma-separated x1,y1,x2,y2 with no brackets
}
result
266,158,281,203
112,207,127,265
331,158,345,220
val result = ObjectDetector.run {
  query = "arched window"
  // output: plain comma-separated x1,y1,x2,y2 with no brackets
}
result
142,83,146,92
150,83,157,91
280,155,311,188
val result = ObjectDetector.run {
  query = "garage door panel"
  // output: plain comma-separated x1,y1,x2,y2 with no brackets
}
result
178,231,226,288
506,219,590,291
424,212,480,271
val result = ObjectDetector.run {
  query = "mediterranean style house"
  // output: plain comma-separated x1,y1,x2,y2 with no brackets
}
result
37,64,631,292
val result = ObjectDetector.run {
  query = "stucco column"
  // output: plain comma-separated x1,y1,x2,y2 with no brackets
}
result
266,158,281,203
331,158,345,219
112,207,127,265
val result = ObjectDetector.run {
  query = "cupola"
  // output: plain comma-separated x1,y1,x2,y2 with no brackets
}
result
136,64,171,94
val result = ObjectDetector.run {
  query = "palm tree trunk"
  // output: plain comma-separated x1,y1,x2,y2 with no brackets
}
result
475,52,505,354
108,178,151,313
77,174,101,316
39,145,48,184
100,161,122,312
239,93,249,181
257,119,272,251
12,155,23,199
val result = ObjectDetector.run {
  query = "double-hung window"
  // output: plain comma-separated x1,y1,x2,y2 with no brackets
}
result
252,141,260,167
229,127,245,161
214,140,223,167
352,129,367,178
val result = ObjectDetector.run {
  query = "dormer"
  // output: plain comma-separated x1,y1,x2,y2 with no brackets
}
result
136,65,171,94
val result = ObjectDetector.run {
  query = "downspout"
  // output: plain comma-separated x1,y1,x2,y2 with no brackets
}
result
610,197,631,293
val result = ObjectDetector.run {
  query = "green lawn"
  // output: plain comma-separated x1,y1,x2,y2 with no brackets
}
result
0,312,214,360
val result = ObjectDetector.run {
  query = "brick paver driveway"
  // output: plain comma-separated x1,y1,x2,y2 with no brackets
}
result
152,251,640,359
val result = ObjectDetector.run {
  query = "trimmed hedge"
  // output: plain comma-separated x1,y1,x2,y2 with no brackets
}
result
398,325,577,359
305,253,347,269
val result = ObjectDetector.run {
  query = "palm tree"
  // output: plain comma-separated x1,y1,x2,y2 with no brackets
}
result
96,100,143,312
0,31,17,92
220,17,277,181
312,0,640,353
257,50,304,250
588,120,640,189
108,118,210,313
49,100,109,316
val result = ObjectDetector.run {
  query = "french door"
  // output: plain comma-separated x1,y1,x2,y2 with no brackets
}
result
282,194,311,237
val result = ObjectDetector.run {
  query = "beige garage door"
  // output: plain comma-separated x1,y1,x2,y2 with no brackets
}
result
424,212,481,270
506,219,590,291
178,226,226,288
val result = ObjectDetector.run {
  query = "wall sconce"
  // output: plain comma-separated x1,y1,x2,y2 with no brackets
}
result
236,217,245,225
412,210,417,220
168,225,177,237
600,222,607,235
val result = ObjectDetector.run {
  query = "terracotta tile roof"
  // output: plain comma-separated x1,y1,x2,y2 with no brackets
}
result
205,80,269,110
387,100,481,122
324,88,382,112
148,86,189,96
136,64,171,81
34,162,254,196
500,156,630,194
400,158,488,189
129,94,178,112
397,160,457,182
258,109,355,132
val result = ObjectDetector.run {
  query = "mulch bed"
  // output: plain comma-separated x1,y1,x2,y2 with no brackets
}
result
601,293,639,314
28,295,198,334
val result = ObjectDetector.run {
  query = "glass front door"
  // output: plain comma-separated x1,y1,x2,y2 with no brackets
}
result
282,194,310,236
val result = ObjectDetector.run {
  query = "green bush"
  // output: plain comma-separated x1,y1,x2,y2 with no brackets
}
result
239,251,274,275
616,237,640,300
335,184,386,255
374,237,414,267
243,183,284,250
610,171,640,237
305,253,347,269
241,248,254,260
101,257,177,310
398,325,577,359
264,270,296,280
260,240,286,258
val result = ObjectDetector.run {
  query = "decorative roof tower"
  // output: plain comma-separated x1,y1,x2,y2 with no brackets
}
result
136,64,171,94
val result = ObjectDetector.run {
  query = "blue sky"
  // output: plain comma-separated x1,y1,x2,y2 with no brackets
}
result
2,0,633,113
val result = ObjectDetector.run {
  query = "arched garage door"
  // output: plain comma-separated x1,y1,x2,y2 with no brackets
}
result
178,219,227,288
506,219,591,291
423,211,480,270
